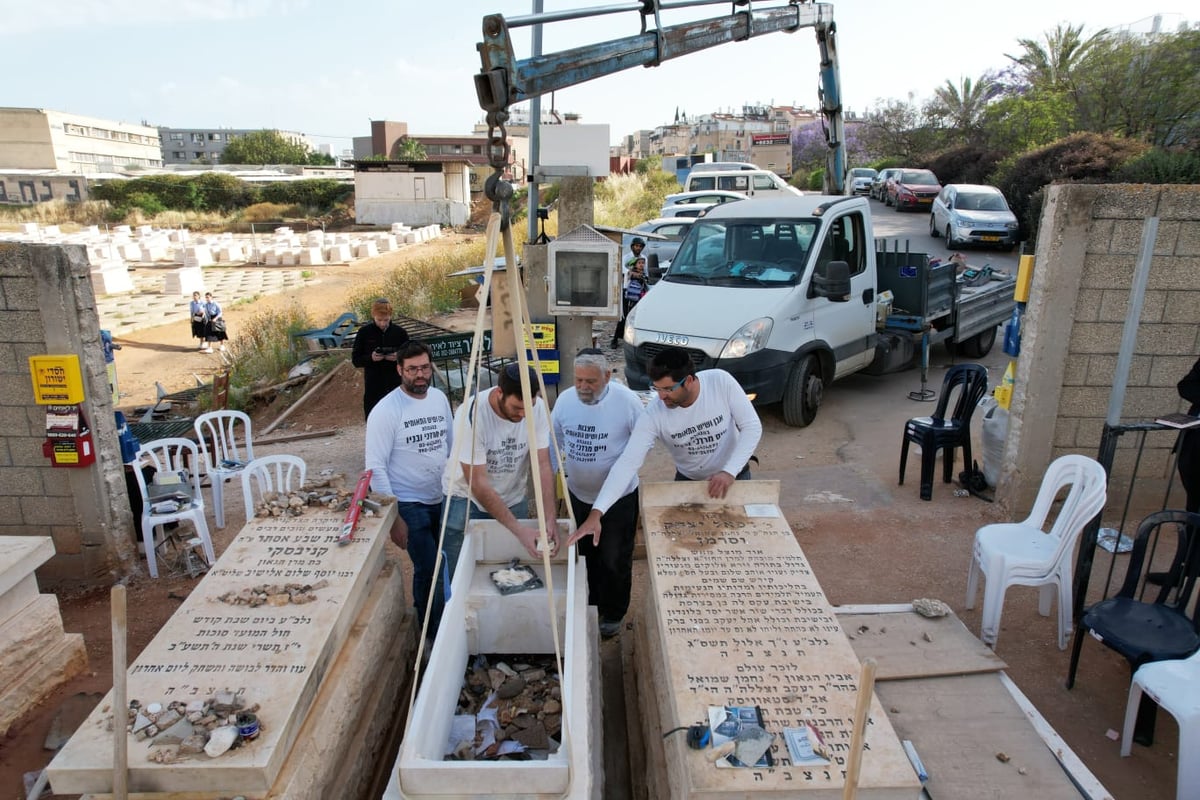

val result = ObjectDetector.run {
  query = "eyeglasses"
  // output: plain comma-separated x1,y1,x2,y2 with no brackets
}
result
402,364,432,375
651,377,687,395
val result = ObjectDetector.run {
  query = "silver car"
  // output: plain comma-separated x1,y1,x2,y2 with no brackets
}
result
929,184,1020,250
846,167,877,196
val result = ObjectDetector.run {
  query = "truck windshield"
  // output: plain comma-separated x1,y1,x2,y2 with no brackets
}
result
665,219,817,286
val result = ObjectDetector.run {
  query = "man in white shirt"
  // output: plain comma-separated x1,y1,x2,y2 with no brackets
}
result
552,349,644,638
365,341,453,634
443,363,559,576
569,346,762,546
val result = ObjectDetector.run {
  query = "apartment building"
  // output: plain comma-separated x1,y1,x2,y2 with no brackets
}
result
159,127,311,164
0,107,162,173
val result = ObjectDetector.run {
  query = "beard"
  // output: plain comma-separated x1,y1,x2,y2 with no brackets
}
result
402,377,430,396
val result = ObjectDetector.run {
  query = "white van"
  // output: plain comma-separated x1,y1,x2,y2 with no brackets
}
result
683,168,801,198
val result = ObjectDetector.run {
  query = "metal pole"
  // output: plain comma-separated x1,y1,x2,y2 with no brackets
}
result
1105,217,1159,426
528,0,543,244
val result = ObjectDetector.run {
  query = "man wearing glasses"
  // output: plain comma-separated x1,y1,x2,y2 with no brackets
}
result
552,348,644,638
568,346,762,547
443,363,560,575
365,341,453,635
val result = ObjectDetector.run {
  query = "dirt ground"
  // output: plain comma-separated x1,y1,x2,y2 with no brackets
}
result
0,238,1178,799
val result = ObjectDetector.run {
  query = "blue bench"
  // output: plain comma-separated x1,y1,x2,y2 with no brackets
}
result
294,312,359,350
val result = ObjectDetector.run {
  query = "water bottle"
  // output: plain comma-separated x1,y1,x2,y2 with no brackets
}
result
1003,304,1022,357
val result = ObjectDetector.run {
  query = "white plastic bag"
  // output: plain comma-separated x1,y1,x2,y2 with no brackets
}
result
978,396,1008,488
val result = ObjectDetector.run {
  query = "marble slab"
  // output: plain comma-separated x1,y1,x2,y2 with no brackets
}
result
46,504,394,795
640,481,920,798
0,536,55,601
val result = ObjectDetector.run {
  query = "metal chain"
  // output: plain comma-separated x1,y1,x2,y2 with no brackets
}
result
484,109,514,228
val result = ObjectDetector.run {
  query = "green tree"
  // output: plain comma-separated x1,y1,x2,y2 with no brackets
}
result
220,130,311,165
394,137,427,160
981,89,1076,152
855,96,940,162
1005,23,1108,97
925,75,998,144
307,151,336,166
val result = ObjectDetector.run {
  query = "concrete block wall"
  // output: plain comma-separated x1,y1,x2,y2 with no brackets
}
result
0,242,139,587
1001,184,1200,513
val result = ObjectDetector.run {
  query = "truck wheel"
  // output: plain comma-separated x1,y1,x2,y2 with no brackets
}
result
783,356,822,427
929,215,940,237
959,326,997,359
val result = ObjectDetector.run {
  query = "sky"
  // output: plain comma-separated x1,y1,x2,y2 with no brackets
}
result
0,1,1189,153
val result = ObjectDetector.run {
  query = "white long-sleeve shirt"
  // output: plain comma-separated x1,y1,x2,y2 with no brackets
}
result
591,369,762,514
551,382,643,504
443,388,551,508
364,387,453,504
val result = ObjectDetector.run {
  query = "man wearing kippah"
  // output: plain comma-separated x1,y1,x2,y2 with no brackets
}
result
552,348,644,638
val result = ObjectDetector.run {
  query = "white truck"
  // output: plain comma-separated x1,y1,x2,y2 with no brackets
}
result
621,195,1016,427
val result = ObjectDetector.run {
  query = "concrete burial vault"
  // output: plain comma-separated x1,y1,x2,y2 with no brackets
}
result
46,503,396,795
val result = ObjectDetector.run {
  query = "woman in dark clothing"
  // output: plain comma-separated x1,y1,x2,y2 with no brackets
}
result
351,298,411,419
190,291,207,349
201,292,228,353
1177,356,1200,513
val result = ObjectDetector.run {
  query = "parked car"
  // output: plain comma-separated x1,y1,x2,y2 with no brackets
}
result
621,217,695,277
660,190,745,218
846,167,877,196
929,184,1020,250
888,169,941,211
871,168,902,201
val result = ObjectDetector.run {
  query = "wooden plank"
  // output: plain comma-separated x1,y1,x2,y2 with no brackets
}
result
620,620,649,800
631,602,675,800
837,612,1007,681
639,480,920,798
875,674,1092,800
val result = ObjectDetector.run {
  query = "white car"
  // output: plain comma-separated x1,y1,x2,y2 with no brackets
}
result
929,184,1020,250
846,167,877,196
660,190,745,218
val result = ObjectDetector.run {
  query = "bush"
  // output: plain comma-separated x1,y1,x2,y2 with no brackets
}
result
594,171,676,229
241,202,302,223
346,242,487,321
924,145,1008,186
258,179,352,211
807,168,824,191
993,132,1149,243
226,303,315,408
1114,147,1200,184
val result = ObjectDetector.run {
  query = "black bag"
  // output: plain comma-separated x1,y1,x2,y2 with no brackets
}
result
192,312,205,323
211,318,227,334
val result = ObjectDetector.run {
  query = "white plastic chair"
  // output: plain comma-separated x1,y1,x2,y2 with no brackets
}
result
131,437,215,578
1121,649,1200,800
241,454,308,523
194,410,255,529
965,453,1107,649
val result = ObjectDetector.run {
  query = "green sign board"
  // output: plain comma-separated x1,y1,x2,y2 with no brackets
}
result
426,331,492,361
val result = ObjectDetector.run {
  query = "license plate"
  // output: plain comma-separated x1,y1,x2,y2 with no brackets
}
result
917,198,933,204
980,235,1000,242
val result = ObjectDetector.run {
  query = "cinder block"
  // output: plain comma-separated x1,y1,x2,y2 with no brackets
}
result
0,497,20,521
1079,254,1134,289
0,243,31,277
1068,322,1124,355
1058,386,1110,418
1097,289,1166,323
1052,417,1079,447
1108,219,1150,256
1085,219,1114,255
0,277,37,310
1149,355,1198,390
1174,219,1200,257
1153,221,1181,257
1074,420,1104,451
19,495,78,527
0,311,45,344
0,467,42,496
7,438,45,468
0,406,33,437
1148,256,1200,291
0,441,10,468
40,467,71,497
1136,324,1199,356
1074,289,1103,322
1156,186,1200,222
1091,185,1160,220
1062,355,1089,386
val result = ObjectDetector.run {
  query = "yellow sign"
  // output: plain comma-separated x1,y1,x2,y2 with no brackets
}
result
28,355,84,405
524,323,557,350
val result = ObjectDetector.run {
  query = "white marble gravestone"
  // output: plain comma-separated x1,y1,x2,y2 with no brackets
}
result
639,481,920,799
46,505,394,795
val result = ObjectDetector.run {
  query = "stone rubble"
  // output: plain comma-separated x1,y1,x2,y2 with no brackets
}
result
118,695,264,762
250,475,389,520
216,579,329,607
449,654,562,761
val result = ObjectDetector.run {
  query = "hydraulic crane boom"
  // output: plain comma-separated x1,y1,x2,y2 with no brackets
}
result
475,0,846,220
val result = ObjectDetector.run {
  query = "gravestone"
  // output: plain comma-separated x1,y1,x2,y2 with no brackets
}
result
46,505,394,795
0,537,88,735
638,481,920,798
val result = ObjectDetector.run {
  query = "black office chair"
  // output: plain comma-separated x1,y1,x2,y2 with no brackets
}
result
899,363,989,501
1066,510,1200,744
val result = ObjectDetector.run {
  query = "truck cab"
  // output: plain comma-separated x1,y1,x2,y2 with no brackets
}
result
621,196,878,426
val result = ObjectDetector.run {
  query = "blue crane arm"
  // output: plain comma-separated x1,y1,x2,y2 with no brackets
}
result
474,1,845,193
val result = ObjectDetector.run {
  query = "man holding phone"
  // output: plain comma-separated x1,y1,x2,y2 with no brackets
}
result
351,297,411,418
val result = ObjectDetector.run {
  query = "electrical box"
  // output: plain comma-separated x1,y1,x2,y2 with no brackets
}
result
547,225,620,317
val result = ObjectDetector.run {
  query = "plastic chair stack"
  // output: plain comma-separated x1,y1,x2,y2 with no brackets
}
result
194,410,255,529
130,437,215,578
241,454,308,523
898,363,989,501
965,453,1107,649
